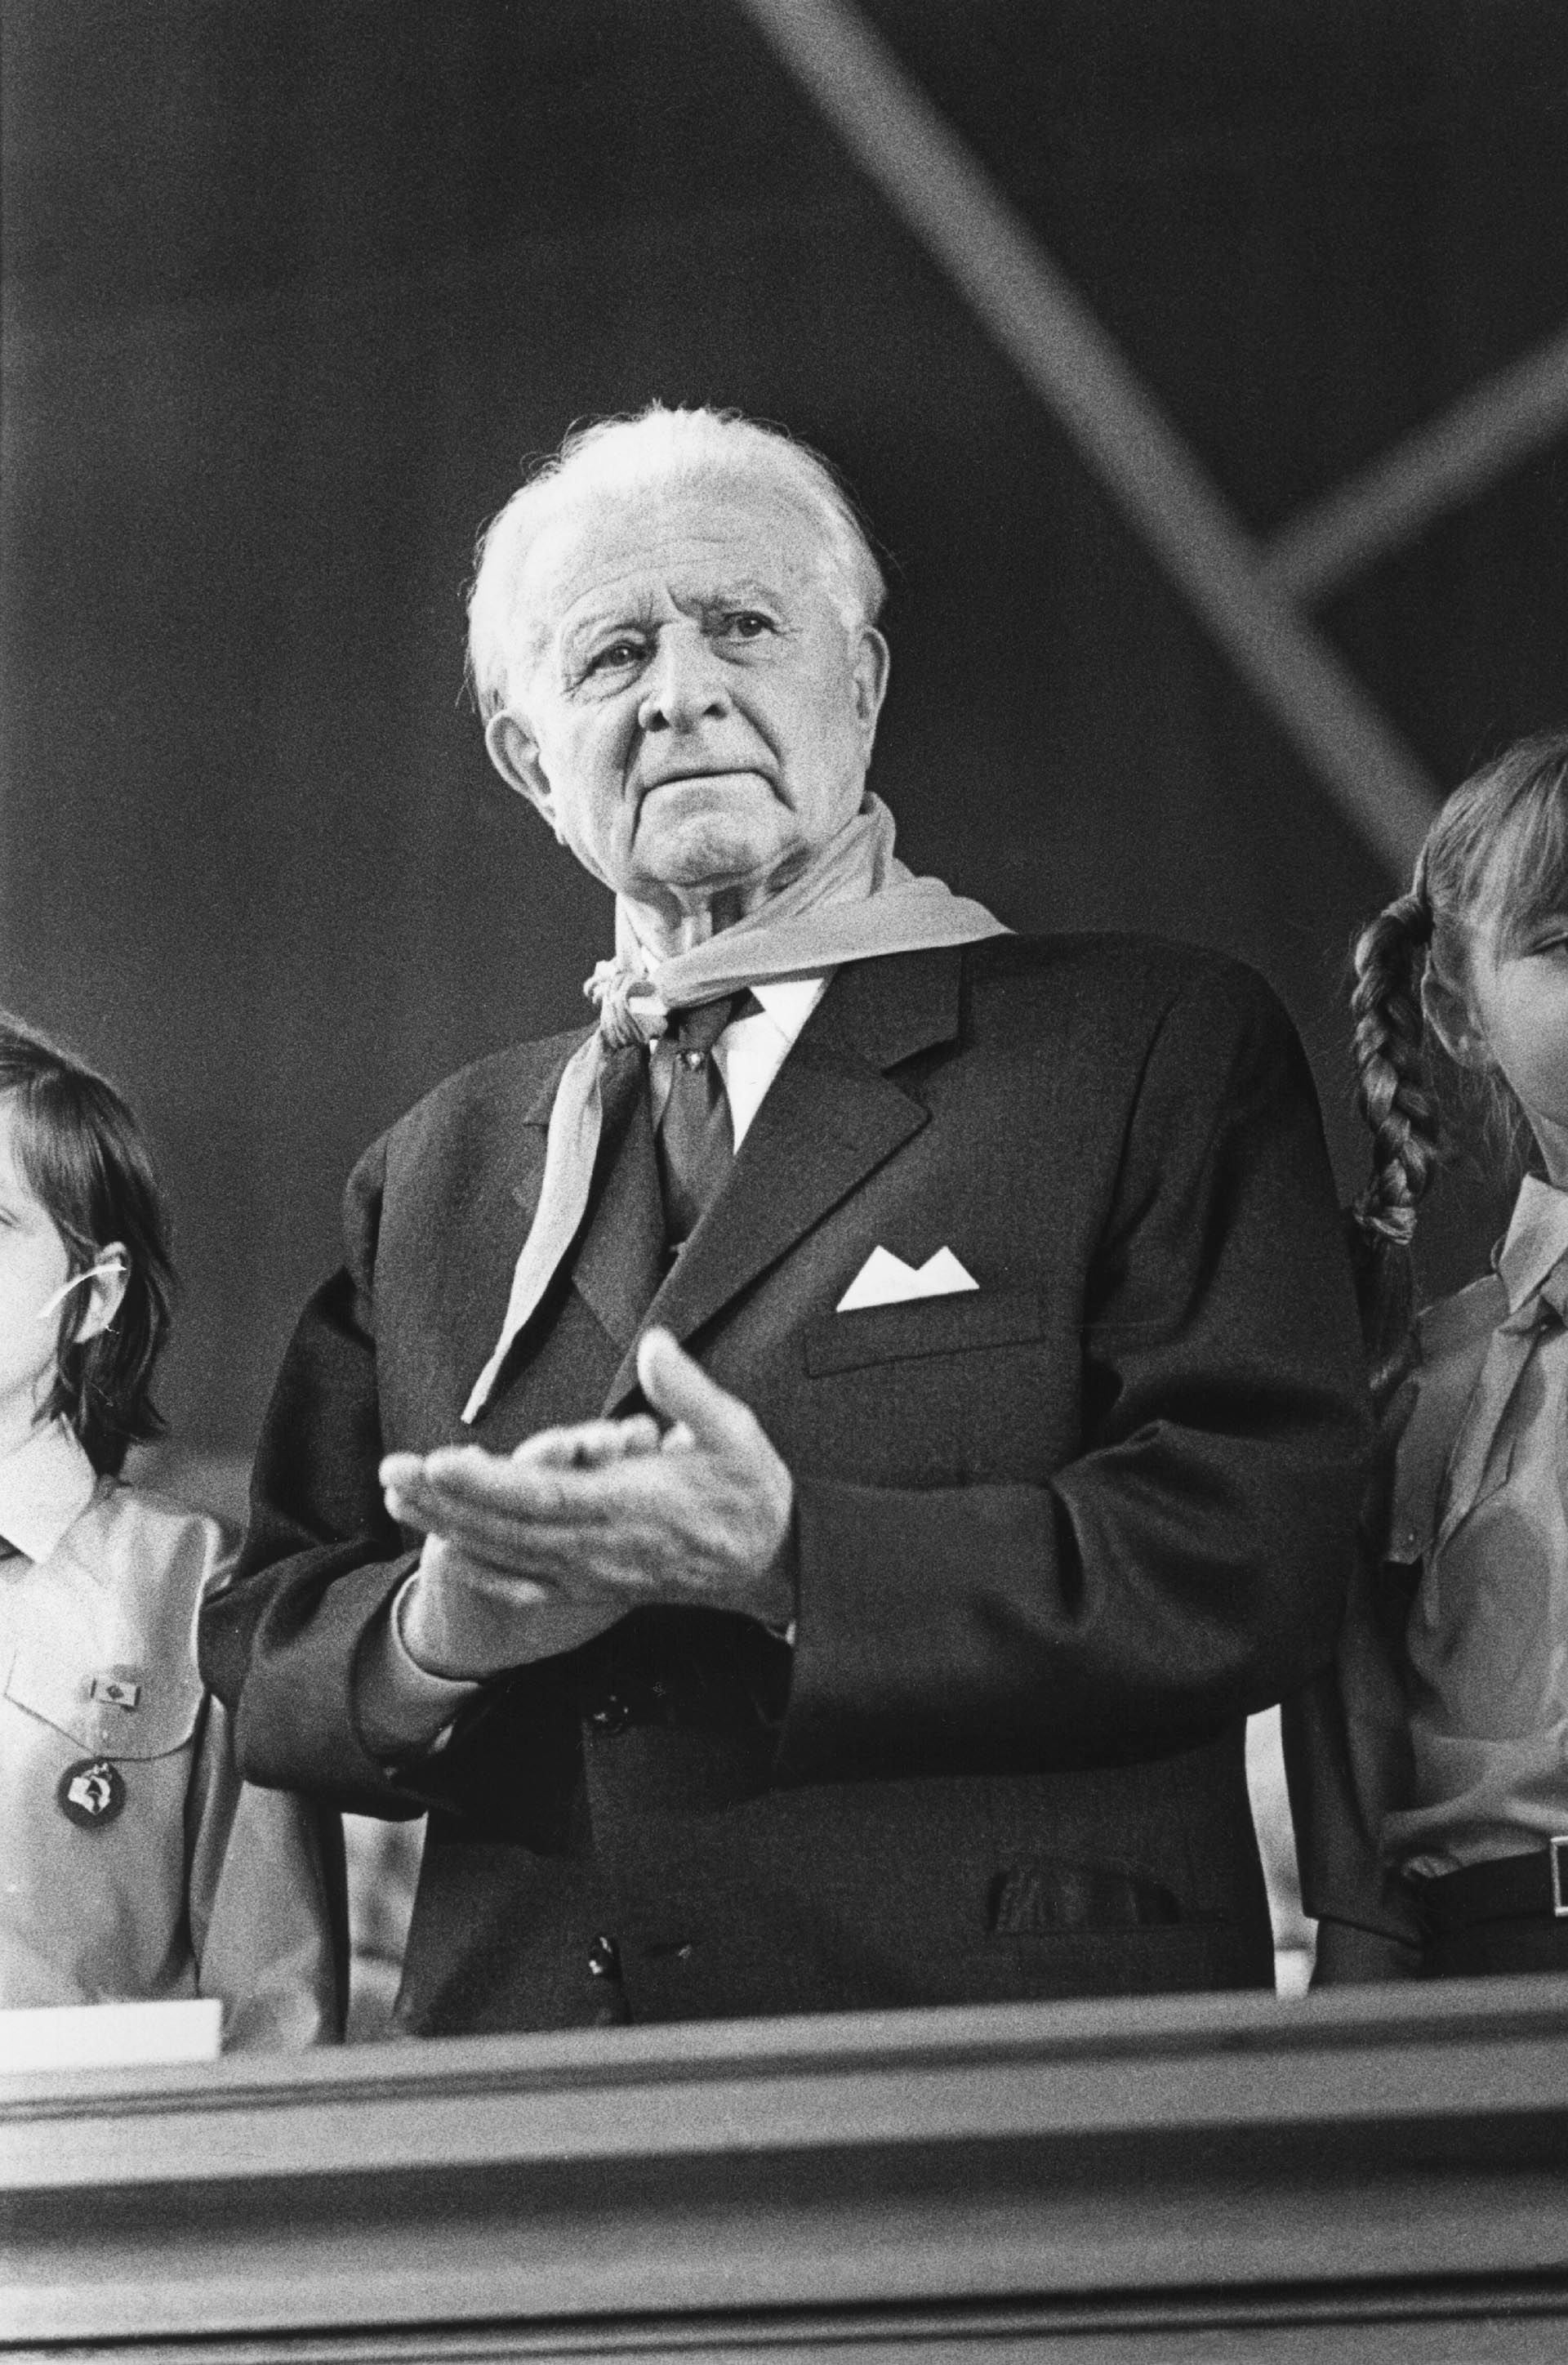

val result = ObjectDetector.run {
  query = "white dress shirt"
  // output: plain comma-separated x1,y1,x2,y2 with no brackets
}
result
649,975,829,1148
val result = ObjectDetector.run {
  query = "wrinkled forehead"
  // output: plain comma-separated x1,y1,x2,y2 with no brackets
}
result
514,469,836,655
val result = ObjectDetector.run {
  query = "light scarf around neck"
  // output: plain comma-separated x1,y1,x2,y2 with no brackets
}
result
461,794,1007,1420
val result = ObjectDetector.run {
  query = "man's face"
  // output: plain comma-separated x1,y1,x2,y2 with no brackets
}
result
487,472,889,923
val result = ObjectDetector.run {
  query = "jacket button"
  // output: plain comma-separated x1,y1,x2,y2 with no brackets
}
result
587,1934,621,1980
586,1694,632,1734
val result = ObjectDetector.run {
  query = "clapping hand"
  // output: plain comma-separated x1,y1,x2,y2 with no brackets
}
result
381,1329,795,1679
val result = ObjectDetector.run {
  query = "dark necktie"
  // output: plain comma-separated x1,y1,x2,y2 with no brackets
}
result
655,995,740,1247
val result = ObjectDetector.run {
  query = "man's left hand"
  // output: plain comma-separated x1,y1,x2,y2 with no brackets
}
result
380,1328,796,1633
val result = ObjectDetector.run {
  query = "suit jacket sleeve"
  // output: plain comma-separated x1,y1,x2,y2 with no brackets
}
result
779,962,1373,1782
198,1136,433,1815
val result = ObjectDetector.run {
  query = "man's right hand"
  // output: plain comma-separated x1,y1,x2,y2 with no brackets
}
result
396,1533,621,1676
382,1332,795,1680
387,1414,662,1678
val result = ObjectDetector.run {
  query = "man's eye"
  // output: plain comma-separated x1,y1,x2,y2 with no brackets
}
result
721,612,774,640
585,639,645,676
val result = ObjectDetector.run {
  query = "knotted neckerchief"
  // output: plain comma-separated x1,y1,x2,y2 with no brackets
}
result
1432,1176,1568,1562
461,794,1008,1420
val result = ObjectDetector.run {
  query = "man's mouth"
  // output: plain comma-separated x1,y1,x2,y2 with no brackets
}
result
648,770,751,789
639,766,767,797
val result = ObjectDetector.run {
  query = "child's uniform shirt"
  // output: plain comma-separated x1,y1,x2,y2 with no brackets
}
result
1287,1176,1568,1951
0,1419,341,2046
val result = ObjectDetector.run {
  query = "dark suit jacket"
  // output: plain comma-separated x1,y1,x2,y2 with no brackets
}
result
200,936,1372,2033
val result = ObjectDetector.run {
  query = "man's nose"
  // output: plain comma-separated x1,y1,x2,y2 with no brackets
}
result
637,631,732,732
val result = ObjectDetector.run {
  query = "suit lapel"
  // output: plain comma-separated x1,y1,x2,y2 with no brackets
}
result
603,948,964,1411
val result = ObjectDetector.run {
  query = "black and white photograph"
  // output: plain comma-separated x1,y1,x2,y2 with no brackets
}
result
4,3,1568,2354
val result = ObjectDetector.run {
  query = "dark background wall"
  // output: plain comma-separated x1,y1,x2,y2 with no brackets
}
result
3,0,1566,1472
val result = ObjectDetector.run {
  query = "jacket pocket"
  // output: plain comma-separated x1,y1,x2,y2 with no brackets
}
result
3,1640,203,1761
804,1285,1044,1377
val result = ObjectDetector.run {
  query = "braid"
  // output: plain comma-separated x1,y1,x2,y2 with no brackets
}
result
1345,872,1444,1389
1349,876,1441,1252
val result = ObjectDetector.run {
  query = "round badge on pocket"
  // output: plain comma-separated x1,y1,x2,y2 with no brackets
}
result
57,1757,127,1829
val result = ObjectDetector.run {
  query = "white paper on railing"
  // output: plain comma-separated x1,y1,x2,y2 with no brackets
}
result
0,1997,222,2076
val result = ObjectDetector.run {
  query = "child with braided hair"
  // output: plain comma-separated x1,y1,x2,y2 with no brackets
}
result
1286,730,1568,1980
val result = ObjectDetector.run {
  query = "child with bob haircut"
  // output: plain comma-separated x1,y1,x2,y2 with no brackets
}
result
1287,730,1568,1980
0,1013,341,2043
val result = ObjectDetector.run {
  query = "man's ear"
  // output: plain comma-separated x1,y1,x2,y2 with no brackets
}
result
74,1245,128,1345
852,625,891,748
484,712,559,834
1422,969,1489,1070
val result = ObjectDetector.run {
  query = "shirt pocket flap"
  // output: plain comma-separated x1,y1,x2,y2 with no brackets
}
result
805,1285,1043,1377
3,1641,203,1760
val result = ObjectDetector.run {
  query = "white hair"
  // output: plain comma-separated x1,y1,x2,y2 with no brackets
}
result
466,404,887,721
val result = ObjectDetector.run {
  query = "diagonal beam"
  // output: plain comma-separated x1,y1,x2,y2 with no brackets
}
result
1260,323,1568,606
737,0,1439,879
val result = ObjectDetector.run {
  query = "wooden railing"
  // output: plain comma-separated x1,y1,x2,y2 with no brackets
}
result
5,1977,1568,2359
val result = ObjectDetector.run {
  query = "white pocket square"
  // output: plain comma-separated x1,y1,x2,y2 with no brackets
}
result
835,1244,979,1313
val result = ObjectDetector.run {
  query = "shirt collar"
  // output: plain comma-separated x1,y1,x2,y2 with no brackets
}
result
0,1420,98,1564
1496,1174,1568,1314
745,975,828,1046
632,936,829,1050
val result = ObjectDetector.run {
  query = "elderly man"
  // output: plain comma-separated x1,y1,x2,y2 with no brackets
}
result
200,404,1370,2034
